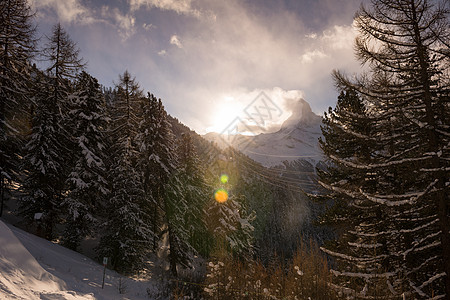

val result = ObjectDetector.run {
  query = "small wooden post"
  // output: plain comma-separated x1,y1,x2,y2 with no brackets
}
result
102,257,108,289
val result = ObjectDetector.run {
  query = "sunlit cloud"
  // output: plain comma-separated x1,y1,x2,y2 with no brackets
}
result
206,87,306,134
129,0,201,18
30,0,363,134
300,49,328,64
321,24,357,50
170,35,183,48
101,6,136,40
30,0,94,24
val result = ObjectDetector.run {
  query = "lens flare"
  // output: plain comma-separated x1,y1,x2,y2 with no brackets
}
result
214,188,228,203
220,174,229,184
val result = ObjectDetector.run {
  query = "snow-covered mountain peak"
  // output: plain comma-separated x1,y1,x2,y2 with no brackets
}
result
203,98,324,167
280,98,322,130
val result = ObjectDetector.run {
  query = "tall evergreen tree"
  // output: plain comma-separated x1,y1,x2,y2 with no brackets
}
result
42,22,85,185
0,0,36,216
136,93,184,276
206,193,255,259
20,74,66,239
318,89,395,296
21,23,84,239
320,0,450,297
96,71,150,274
136,93,177,250
61,71,109,250
176,133,212,257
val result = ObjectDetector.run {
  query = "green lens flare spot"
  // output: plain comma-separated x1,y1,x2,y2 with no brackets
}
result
214,188,228,203
220,174,229,184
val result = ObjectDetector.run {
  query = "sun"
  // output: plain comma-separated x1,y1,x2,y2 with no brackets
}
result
208,96,243,133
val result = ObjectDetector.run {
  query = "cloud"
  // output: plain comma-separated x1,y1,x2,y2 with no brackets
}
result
321,24,357,50
129,0,201,17
132,0,361,133
170,35,183,48
40,0,362,134
30,0,94,24
142,23,154,31
101,6,136,40
300,49,328,64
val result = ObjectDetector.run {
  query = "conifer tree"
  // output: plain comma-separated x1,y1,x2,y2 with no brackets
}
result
0,0,36,216
320,0,450,297
20,75,66,239
176,133,212,257
61,71,109,250
21,23,84,239
42,22,85,185
136,93,177,251
318,89,396,296
137,92,186,276
206,193,255,259
96,71,150,274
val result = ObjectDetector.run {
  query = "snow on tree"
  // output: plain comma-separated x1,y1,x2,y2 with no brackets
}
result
320,0,450,297
61,71,109,250
0,0,36,217
206,192,255,259
318,89,396,297
41,22,85,182
20,23,84,240
175,132,212,257
19,74,66,240
136,92,190,276
96,71,151,274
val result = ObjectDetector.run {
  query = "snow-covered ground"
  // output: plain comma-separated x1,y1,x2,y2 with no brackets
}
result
0,219,158,300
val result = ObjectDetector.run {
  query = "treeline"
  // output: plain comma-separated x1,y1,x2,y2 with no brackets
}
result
1,0,257,276
317,0,449,299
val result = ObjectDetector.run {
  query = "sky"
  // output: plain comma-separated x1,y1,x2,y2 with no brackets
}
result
30,0,365,134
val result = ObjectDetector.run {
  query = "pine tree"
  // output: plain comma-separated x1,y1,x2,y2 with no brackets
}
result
135,92,161,251
320,0,450,297
176,133,212,257
42,22,85,185
61,71,109,250
21,23,84,239
96,71,150,274
136,93,185,276
0,0,36,217
318,89,396,296
20,74,66,239
206,193,255,259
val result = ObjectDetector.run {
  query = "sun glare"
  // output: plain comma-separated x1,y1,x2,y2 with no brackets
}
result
208,96,243,133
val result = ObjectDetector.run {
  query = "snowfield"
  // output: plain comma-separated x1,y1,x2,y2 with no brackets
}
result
0,220,156,299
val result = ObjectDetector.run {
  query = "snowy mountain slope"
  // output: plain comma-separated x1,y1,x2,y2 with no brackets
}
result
204,98,324,167
0,220,157,300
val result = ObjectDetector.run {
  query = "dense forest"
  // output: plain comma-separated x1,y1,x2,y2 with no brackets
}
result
1,0,449,299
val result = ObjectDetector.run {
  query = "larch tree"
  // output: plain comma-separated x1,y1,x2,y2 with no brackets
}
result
21,23,84,239
0,0,36,217
42,22,85,183
320,0,449,298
